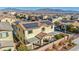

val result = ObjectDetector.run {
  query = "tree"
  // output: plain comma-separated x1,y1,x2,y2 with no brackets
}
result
63,18,67,20
66,24,79,33
54,21,60,26
66,24,74,31
15,14,26,19
70,16,74,20
54,34,65,40
17,43,28,51
3,12,8,14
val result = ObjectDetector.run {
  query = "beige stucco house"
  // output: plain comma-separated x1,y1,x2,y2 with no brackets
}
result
0,16,17,25
0,22,14,51
12,20,54,50
1,18,16,24
61,20,79,27
71,21,79,27
52,16,63,23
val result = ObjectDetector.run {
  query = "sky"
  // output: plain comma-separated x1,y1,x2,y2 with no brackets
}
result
0,7,79,11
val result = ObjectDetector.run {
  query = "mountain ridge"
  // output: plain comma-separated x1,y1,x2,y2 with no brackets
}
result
1,7,79,13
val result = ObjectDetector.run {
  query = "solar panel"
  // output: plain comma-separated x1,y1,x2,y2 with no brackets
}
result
23,23,38,29
41,20,52,25
61,20,75,23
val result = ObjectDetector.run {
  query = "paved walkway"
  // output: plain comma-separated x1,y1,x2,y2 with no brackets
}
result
69,38,79,51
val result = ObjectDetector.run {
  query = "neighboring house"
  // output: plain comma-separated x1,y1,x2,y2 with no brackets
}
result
0,22,14,51
71,20,79,27
12,20,54,50
52,16,63,23
0,17,17,24
8,11,16,15
64,15,71,20
0,16,17,24
43,15,49,19
61,20,79,27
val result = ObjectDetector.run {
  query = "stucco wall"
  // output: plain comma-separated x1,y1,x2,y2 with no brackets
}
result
1,18,16,24
35,36,68,51
15,24,25,42
25,25,54,39
0,31,13,41
0,31,13,48
25,28,41,39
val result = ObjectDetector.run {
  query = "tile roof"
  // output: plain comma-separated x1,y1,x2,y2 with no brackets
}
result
0,22,13,31
40,20,52,25
0,15,16,20
26,37,39,44
35,32,48,40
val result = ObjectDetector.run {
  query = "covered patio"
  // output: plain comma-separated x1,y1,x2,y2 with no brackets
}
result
35,32,55,46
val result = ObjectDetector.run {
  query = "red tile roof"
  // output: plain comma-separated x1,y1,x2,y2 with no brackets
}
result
35,32,48,40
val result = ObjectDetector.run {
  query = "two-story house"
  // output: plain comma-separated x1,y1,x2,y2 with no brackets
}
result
0,22,14,51
12,20,54,50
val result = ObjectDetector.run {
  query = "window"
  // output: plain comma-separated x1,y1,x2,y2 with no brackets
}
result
17,34,19,37
28,30,33,34
42,27,45,31
2,32,8,38
0,43,1,47
51,25,53,29
19,28,20,31
15,26,17,30
6,20,8,22
23,30,25,34
37,41,39,43
20,37,22,40
0,33,2,38
0,32,8,38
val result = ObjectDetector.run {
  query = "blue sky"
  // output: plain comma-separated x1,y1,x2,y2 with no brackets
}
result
0,7,79,11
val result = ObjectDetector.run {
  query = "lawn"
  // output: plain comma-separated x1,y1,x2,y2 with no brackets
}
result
54,33,66,40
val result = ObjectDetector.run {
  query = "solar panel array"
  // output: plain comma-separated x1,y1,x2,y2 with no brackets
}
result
41,20,52,25
23,23,39,29
61,20,75,23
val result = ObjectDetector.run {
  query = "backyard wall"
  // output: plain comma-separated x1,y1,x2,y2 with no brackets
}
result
35,36,68,51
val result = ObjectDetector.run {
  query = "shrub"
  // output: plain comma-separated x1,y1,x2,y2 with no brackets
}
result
4,48,11,51
54,34,65,40
54,21,60,26
17,44,28,51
